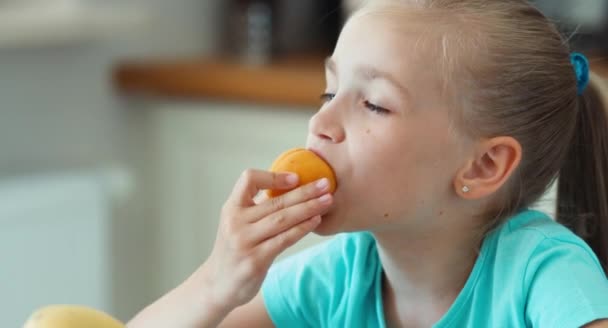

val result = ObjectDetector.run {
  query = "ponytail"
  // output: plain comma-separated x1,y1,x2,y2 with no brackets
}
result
557,73,608,274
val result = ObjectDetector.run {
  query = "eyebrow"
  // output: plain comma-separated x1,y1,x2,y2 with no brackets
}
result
324,57,411,100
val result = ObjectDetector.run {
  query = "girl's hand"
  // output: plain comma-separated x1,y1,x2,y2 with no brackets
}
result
194,169,333,313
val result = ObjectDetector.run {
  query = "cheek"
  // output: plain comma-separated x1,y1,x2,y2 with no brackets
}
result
349,131,423,198
353,126,454,202
355,127,419,174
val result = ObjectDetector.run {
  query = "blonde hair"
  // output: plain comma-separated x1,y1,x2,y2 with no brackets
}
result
356,0,608,272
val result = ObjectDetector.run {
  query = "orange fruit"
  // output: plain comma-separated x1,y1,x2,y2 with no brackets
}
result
23,305,124,328
267,148,337,197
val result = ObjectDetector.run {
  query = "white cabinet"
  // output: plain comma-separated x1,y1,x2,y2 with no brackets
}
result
151,102,330,290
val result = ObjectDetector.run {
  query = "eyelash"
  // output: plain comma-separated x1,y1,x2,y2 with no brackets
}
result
320,93,390,115
320,93,335,103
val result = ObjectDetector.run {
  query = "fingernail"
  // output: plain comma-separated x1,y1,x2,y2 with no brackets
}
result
319,194,332,204
311,215,322,224
286,174,299,185
316,178,329,191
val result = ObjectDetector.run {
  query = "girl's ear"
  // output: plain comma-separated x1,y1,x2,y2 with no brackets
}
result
453,136,522,200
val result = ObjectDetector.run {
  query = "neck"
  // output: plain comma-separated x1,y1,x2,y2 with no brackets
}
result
373,215,483,319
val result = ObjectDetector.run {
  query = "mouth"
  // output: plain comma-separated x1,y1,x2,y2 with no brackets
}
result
308,147,330,165
308,147,339,190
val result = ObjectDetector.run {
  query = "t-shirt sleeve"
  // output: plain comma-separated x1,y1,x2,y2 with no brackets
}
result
261,236,343,328
524,237,608,328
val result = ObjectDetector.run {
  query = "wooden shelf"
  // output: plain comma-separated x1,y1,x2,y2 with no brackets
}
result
114,55,327,107
113,54,608,107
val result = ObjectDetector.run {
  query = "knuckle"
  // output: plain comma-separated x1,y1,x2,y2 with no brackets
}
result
270,196,286,211
271,171,280,186
271,211,288,226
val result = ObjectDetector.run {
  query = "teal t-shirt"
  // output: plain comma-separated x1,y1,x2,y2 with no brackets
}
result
262,210,608,327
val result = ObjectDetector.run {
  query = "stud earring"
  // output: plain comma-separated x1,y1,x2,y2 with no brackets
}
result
462,186,470,193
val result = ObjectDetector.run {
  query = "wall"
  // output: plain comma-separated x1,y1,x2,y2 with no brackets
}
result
0,0,223,321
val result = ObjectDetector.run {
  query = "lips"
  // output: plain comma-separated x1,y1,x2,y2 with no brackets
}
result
308,147,339,187
308,147,330,166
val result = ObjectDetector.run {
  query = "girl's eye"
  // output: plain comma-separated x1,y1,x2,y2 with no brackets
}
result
320,93,336,103
320,94,390,115
364,100,390,115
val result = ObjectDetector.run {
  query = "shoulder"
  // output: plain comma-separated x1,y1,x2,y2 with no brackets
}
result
492,209,600,263
499,209,578,241
489,210,608,327
490,209,604,281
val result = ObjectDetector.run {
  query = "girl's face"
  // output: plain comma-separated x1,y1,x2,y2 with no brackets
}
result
306,11,470,235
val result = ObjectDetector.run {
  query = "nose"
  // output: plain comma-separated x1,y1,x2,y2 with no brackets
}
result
308,103,346,144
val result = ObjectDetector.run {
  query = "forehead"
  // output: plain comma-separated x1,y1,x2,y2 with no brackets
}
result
333,10,448,105
338,7,445,58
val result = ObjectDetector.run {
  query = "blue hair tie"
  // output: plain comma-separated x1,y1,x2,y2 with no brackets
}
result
570,52,589,95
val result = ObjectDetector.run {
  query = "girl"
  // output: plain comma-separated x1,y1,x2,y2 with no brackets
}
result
128,0,608,327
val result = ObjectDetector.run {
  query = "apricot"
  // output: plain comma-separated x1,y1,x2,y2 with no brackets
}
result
267,148,337,197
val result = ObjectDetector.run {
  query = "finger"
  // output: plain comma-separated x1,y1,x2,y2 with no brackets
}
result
255,215,322,262
229,169,299,207
247,178,331,221
248,193,332,243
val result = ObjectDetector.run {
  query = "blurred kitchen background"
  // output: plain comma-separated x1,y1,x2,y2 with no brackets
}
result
1,0,606,325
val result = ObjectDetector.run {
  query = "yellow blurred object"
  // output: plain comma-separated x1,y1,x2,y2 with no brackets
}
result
267,148,337,197
23,305,125,328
